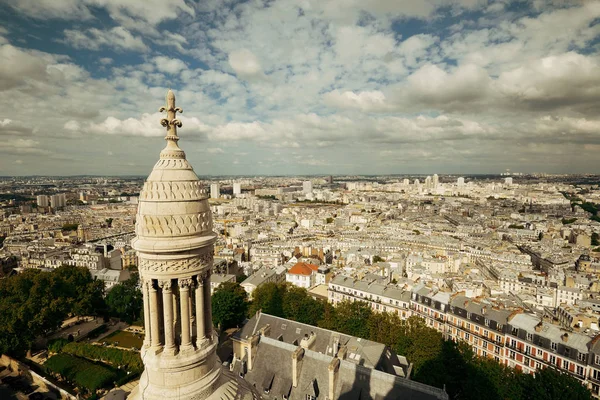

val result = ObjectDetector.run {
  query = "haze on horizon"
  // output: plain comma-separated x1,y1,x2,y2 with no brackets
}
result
0,0,599,176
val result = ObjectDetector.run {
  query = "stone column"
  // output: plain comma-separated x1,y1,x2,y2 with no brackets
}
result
160,279,176,355
203,272,213,340
195,273,206,346
149,280,162,350
179,278,193,351
142,277,151,348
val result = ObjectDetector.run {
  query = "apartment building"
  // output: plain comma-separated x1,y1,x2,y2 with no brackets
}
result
328,275,600,397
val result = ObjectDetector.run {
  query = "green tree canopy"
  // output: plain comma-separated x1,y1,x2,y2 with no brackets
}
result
331,300,372,339
0,266,105,356
105,274,142,323
282,286,325,326
248,282,286,317
211,281,248,330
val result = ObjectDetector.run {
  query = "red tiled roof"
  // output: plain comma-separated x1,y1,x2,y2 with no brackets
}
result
287,262,319,276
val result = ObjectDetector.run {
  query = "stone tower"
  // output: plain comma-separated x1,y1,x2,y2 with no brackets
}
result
129,90,255,400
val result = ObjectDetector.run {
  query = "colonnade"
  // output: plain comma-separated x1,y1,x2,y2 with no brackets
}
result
141,271,213,354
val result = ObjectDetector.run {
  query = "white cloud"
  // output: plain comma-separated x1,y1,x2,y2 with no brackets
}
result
89,113,210,139
64,120,80,131
324,90,391,112
7,0,194,26
228,49,264,79
2,0,600,174
153,56,187,75
496,52,600,111
0,44,64,90
63,27,148,52
0,139,50,155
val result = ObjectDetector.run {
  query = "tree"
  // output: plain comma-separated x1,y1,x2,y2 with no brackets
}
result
592,232,599,246
211,282,248,330
519,366,593,400
372,255,385,263
282,286,325,326
0,266,106,356
395,316,444,379
248,282,286,317
105,274,142,323
62,223,79,231
331,300,372,339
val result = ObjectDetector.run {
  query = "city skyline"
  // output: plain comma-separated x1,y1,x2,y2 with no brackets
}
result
1,0,599,176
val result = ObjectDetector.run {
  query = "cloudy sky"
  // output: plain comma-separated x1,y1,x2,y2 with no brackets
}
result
0,0,599,176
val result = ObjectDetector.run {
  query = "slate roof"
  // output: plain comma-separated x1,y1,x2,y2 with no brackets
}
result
234,313,396,372
509,313,591,353
244,336,448,400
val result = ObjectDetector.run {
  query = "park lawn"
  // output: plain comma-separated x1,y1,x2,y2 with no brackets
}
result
44,353,124,393
102,330,143,349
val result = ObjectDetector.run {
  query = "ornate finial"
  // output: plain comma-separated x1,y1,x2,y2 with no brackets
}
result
158,90,186,160
159,89,183,142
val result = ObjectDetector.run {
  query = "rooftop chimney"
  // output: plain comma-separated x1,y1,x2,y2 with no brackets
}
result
328,358,340,400
292,347,305,388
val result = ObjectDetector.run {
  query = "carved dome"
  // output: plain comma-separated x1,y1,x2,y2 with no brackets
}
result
132,90,216,254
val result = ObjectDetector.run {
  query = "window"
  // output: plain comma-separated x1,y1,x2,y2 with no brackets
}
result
595,355,600,365
467,312,471,319
549,355,556,365
484,330,489,337
527,332,533,341
564,360,570,370
512,327,518,336
551,342,558,351
577,366,585,377
465,333,470,341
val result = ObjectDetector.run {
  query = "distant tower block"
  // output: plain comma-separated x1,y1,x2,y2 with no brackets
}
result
303,180,313,194
210,183,220,199
233,182,241,196
457,177,465,187
128,90,255,400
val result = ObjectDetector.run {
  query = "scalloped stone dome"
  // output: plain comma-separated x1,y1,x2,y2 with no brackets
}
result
131,92,216,254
